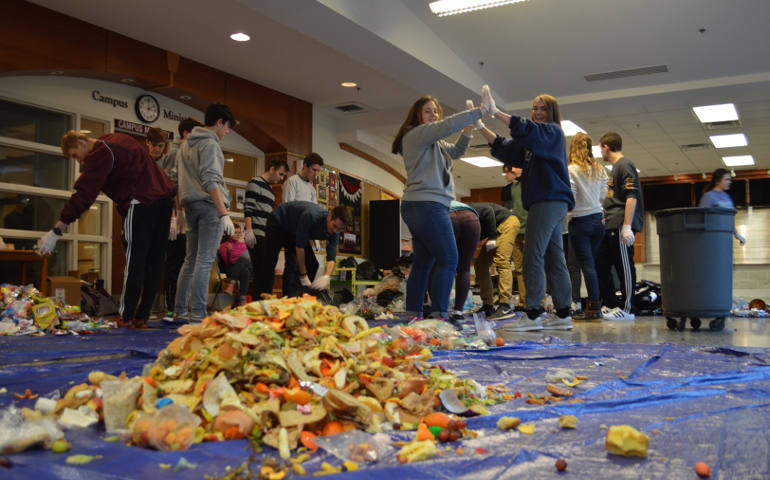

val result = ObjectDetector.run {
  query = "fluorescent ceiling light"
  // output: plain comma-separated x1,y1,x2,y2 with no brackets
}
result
230,32,250,42
722,155,754,167
462,156,504,168
709,133,747,148
605,165,613,170
429,0,526,17
560,120,586,137
340,82,357,88
592,145,602,158
225,157,234,163
693,103,738,123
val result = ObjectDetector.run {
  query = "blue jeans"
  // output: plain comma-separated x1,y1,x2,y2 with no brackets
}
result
523,201,571,313
174,200,223,321
401,201,458,317
568,213,605,302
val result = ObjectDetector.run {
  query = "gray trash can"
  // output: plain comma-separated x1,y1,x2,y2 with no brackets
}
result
655,207,735,331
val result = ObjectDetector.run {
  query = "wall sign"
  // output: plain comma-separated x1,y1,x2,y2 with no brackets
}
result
114,119,174,140
91,90,128,109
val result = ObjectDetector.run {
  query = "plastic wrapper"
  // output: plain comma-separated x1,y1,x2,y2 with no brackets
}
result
102,378,142,433
202,372,242,417
473,313,496,346
130,403,201,451
314,430,393,464
0,406,64,454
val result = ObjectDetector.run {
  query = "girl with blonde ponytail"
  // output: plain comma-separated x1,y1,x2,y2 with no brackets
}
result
567,132,608,320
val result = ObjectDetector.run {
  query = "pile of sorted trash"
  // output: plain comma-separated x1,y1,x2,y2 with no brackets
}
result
732,297,770,318
0,295,509,464
0,284,109,336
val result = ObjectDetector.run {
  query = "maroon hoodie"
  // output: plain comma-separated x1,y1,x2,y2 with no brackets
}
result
59,133,175,224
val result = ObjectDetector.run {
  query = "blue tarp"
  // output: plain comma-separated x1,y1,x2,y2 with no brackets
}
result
2,332,769,479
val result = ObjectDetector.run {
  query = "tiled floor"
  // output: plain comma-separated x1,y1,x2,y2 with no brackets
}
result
495,315,770,348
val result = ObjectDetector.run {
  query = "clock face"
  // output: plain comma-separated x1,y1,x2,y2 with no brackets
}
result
136,94,160,123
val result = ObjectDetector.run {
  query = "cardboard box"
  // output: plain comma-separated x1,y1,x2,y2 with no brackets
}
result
47,276,81,307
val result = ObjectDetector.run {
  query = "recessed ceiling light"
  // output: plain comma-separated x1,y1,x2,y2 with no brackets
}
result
225,157,235,163
592,145,602,158
461,156,503,168
605,165,613,170
340,82,357,88
429,0,526,17
121,78,135,83
693,103,738,123
722,155,754,167
49,70,64,75
709,133,747,148
180,95,192,101
560,120,586,137
230,32,250,42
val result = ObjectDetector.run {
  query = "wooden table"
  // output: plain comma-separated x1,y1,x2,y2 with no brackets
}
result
0,249,48,295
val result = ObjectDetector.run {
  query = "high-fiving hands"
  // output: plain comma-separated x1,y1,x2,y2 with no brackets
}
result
466,100,484,130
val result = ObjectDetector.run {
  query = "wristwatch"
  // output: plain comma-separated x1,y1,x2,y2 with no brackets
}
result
52,227,62,236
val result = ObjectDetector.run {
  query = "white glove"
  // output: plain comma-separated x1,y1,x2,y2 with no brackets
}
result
311,274,331,290
620,225,635,246
481,85,499,116
244,229,257,248
168,216,178,241
466,99,484,130
0,237,6,249
176,209,186,233
485,239,497,251
221,215,235,236
735,232,746,246
300,275,312,287
37,229,60,255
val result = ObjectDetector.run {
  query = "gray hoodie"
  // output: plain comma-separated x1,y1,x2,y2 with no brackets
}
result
158,139,182,188
177,126,230,207
401,108,482,206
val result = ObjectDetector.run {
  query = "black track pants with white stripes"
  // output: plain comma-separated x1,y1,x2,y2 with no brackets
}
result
595,228,636,312
119,196,173,321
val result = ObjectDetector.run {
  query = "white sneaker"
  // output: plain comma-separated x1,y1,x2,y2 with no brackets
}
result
571,302,582,314
603,307,635,321
541,312,573,330
499,314,543,332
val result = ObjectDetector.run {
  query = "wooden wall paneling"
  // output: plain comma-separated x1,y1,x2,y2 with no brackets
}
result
462,187,503,203
105,32,169,87
362,183,382,259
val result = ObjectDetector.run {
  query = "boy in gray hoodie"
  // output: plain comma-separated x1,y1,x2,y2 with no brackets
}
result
172,104,236,323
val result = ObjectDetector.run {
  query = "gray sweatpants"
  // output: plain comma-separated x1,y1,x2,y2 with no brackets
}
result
523,201,572,311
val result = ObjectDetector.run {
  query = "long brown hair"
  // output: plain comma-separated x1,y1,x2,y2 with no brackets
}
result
392,96,442,155
568,132,603,180
533,94,561,124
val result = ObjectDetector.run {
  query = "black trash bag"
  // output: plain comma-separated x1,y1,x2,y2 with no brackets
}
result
334,288,355,306
633,280,661,315
81,281,119,317
376,290,402,307
302,286,333,305
338,257,358,281
356,261,381,281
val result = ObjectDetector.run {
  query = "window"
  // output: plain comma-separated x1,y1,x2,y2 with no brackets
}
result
0,192,67,233
0,145,69,190
0,99,72,146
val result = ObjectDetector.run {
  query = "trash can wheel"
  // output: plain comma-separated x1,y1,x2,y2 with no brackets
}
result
666,317,678,330
709,317,725,332
690,317,701,330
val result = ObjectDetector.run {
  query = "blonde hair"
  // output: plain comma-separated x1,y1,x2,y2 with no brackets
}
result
60,130,90,156
568,132,603,180
533,94,561,124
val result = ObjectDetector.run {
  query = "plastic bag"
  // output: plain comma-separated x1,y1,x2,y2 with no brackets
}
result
0,406,63,453
314,430,393,464
473,313,496,346
130,403,201,451
202,372,241,417
101,378,142,433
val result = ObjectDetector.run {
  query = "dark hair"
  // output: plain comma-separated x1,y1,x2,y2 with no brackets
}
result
704,168,731,193
533,94,561,124
204,103,236,128
303,152,324,168
178,118,202,137
599,132,622,152
502,164,513,173
331,205,353,225
266,158,289,172
146,127,166,144
392,95,443,155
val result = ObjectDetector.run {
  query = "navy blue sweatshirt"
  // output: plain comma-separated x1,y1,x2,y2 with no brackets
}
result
488,115,574,211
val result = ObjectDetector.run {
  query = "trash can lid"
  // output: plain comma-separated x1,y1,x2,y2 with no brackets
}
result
654,206,736,218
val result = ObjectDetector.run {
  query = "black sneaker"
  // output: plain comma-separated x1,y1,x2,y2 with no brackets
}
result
488,304,516,321
476,304,495,317
449,311,464,323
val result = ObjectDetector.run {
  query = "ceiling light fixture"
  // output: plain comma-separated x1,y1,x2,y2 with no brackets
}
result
179,95,192,101
121,78,135,83
560,120,586,137
49,70,64,75
461,156,504,168
230,32,250,42
340,82,357,88
709,133,747,148
592,145,602,158
693,103,738,123
429,0,526,17
722,155,754,167
225,157,235,163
